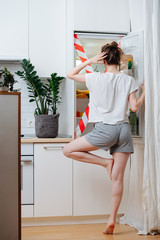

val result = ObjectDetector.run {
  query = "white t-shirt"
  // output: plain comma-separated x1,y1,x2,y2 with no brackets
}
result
85,72,138,124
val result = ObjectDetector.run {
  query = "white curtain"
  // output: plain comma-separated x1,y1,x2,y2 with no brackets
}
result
120,0,160,235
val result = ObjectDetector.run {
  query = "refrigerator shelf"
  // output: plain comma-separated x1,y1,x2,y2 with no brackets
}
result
76,97,89,100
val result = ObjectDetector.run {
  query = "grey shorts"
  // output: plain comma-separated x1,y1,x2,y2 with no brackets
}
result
84,121,134,155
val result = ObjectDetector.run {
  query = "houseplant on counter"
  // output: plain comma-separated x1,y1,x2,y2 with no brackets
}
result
0,67,18,91
16,59,65,138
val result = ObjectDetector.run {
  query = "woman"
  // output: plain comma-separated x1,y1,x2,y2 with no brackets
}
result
63,41,145,234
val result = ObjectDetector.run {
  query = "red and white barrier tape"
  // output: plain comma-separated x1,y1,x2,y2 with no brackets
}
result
74,34,93,137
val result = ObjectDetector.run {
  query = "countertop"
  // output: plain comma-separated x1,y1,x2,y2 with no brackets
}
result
132,136,144,145
21,134,144,144
21,134,73,143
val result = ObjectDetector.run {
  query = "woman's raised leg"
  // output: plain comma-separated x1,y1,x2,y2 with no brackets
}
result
63,136,114,179
103,152,130,234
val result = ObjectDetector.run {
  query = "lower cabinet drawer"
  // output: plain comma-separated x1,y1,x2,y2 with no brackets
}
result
21,205,33,218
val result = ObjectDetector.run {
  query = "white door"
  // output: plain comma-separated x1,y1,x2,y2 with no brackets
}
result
34,143,72,217
73,149,130,216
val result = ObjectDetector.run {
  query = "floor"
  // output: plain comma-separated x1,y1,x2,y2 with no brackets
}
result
22,223,160,240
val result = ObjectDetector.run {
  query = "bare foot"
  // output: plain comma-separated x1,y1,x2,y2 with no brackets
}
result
104,158,114,180
102,222,115,234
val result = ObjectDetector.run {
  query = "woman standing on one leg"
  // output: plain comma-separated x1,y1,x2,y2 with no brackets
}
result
63,41,145,234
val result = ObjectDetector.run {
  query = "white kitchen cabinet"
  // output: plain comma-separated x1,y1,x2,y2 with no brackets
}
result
0,0,28,58
73,149,130,216
34,143,72,217
73,0,130,33
21,205,33,218
29,0,66,77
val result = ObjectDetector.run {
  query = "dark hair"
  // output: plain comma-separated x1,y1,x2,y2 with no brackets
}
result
101,41,123,65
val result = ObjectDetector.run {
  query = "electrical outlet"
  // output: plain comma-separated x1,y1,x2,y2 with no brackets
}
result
26,119,35,128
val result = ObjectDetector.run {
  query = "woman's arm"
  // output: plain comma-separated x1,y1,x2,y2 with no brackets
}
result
66,52,107,82
128,83,145,112
66,59,91,83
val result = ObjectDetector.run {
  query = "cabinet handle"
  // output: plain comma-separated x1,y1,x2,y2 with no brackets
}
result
21,156,33,162
21,160,33,163
43,146,64,150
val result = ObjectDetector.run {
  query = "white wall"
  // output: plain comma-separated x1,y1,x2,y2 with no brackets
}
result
129,0,144,32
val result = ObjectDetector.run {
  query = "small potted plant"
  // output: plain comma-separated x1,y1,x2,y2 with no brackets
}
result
16,59,64,138
0,67,18,91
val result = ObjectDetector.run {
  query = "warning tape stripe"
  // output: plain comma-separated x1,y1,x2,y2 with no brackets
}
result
74,43,85,53
74,34,94,137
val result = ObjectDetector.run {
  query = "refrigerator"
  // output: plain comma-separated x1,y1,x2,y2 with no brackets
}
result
0,92,21,240
74,31,144,138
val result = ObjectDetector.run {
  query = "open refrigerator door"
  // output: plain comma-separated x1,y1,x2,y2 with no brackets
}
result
119,31,144,137
119,31,144,87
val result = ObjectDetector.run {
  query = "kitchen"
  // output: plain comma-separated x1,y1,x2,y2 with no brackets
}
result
0,0,159,239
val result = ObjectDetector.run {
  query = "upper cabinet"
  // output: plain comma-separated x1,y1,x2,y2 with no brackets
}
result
0,0,28,58
29,0,66,77
73,0,130,33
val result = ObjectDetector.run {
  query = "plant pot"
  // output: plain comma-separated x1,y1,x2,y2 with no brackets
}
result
0,86,9,91
35,113,60,138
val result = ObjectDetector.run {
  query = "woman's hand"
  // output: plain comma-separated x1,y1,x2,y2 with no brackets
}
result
89,52,107,64
141,83,145,93
66,52,107,83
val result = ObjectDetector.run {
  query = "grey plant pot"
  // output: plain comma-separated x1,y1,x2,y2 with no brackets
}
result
35,113,60,138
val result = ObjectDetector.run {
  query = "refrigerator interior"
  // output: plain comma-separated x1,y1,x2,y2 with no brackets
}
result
74,32,144,137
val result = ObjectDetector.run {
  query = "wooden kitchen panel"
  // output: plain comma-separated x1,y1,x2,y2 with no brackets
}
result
21,137,143,144
0,92,21,240
21,137,74,143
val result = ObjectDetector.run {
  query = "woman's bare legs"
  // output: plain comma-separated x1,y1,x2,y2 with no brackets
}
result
63,136,114,179
103,152,130,234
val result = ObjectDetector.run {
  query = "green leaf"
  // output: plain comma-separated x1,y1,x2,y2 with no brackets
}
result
29,99,35,102
31,71,37,78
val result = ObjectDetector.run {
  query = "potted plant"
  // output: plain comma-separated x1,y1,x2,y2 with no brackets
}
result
0,67,18,91
16,59,64,138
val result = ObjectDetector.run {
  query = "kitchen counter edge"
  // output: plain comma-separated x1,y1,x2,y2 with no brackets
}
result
21,137,74,143
21,137,144,144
